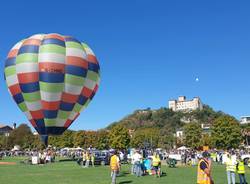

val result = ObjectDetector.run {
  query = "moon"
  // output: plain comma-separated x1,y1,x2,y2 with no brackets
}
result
195,77,199,82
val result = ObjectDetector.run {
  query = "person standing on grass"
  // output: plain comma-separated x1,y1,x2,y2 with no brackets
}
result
110,150,120,184
132,150,143,177
197,151,214,184
91,153,95,167
236,156,247,184
85,151,90,168
82,151,86,168
226,153,237,184
130,151,136,175
152,153,161,177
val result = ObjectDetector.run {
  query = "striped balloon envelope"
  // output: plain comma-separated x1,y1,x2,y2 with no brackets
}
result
4,33,100,143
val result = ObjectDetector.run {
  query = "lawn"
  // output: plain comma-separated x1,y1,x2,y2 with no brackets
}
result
0,157,250,184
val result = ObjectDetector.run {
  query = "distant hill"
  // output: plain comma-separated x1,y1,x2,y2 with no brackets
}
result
106,105,230,133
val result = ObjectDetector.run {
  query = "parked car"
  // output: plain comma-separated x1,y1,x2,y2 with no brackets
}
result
76,150,110,166
241,154,250,165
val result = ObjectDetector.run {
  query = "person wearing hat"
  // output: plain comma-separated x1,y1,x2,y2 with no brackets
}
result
197,151,214,184
110,150,120,184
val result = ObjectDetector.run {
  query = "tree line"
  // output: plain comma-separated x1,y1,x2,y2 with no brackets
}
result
0,105,249,150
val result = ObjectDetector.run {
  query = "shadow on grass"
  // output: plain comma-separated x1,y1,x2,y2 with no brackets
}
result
119,181,133,184
118,171,130,177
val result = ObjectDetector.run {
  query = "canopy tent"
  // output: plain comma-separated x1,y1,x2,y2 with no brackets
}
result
177,146,190,150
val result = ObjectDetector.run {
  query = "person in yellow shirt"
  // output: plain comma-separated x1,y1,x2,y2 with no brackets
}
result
110,150,120,184
197,151,214,184
226,153,237,184
82,151,86,168
152,153,161,177
236,157,247,184
91,153,95,167
85,151,90,168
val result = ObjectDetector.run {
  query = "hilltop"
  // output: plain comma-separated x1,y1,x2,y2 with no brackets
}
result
106,105,229,132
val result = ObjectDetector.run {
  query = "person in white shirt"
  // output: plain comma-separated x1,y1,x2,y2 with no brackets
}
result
131,150,142,177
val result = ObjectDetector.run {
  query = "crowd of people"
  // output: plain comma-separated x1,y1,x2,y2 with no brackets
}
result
196,150,249,184
109,149,162,184
1,147,250,184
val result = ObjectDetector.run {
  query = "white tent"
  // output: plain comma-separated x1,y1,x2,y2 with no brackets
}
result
177,146,189,150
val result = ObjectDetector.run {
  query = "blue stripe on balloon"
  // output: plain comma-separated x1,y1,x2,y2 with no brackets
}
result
18,45,39,54
34,119,45,134
39,72,64,83
60,102,74,111
42,38,65,47
5,57,16,67
88,63,99,73
43,110,58,119
20,82,39,93
64,37,81,44
77,95,88,105
13,93,24,104
46,127,67,135
65,65,87,77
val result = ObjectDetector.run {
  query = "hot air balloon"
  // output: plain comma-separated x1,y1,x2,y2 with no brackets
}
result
4,33,100,146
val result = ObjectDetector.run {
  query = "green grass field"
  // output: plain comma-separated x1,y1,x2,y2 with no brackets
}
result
0,157,250,184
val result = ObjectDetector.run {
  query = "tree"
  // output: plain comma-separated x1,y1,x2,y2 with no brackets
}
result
211,115,242,149
0,135,9,149
202,134,212,147
73,131,86,147
50,130,75,148
183,122,202,149
158,126,175,149
109,125,130,150
131,128,160,149
96,130,109,150
84,131,98,148
7,124,34,149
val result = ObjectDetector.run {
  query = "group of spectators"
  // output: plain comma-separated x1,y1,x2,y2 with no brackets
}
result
197,150,249,184
109,149,162,184
80,151,95,168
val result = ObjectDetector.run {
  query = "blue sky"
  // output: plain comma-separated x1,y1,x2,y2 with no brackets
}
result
0,0,250,130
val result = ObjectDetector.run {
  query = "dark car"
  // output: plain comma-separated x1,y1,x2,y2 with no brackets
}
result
76,150,110,166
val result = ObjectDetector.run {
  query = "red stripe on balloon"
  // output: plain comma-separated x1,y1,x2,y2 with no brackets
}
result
41,101,60,110
18,72,39,83
7,50,19,58
30,110,44,119
45,34,65,41
87,55,98,64
82,87,93,98
61,92,78,103
9,84,22,96
66,56,88,69
30,120,37,127
93,85,98,93
39,63,65,73
22,39,41,46
64,119,73,127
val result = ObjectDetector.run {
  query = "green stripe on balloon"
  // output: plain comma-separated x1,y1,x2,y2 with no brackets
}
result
23,91,41,102
65,42,83,49
4,66,16,77
16,53,38,64
40,82,64,92
18,102,28,112
39,44,66,54
86,71,99,82
64,74,85,86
